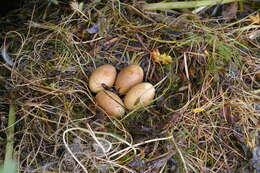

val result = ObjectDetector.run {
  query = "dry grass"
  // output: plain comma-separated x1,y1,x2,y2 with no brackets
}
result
0,0,260,172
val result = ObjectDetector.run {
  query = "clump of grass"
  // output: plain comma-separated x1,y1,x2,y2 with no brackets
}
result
0,0,259,172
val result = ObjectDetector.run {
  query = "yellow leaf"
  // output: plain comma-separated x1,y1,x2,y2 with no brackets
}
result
204,50,209,56
192,108,205,113
249,14,260,25
151,49,173,64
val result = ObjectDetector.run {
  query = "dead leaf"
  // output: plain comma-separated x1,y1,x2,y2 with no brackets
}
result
146,152,175,171
128,156,145,169
193,108,205,113
249,14,260,25
222,2,238,20
151,49,173,64
156,113,182,131
189,66,197,78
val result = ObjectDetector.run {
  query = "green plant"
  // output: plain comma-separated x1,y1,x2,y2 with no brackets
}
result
0,160,16,173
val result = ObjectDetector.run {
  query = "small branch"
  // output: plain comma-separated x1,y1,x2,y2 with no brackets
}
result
143,0,242,10
4,103,16,164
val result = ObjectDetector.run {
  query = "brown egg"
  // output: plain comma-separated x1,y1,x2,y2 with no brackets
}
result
124,82,155,110
96,90,125,117
115,64,144,94
89,64,117,93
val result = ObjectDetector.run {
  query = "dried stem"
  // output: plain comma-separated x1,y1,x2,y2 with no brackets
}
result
143,0,242,10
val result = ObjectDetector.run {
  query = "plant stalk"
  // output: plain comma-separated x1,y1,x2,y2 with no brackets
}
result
143,0,242,10
4,103,16,164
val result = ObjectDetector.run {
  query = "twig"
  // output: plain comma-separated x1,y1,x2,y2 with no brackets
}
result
143,0,242,10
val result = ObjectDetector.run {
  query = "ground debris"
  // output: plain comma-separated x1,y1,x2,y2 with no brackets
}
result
0,0,259,172
251,146,260,172
128,152,176,173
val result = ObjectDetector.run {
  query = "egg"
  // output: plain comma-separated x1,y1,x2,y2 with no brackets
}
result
96,90,125,117
115,64,144,94
124,82,155,110
89,64,117,93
